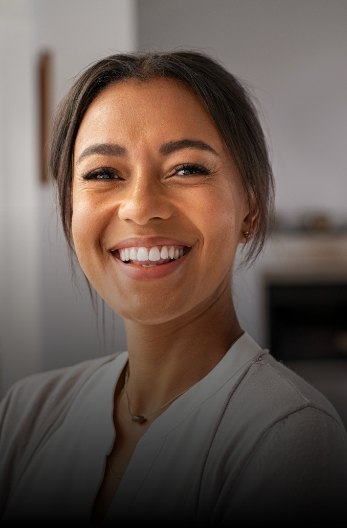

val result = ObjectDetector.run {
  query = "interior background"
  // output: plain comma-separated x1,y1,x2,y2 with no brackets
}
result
1,0,346,400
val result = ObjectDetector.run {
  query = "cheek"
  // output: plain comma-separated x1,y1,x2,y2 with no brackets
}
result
71,195,104,272
71,203,89,251
199,191,244,244
196,190,245,278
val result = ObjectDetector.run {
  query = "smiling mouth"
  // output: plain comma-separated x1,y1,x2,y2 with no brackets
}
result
111,244,191,267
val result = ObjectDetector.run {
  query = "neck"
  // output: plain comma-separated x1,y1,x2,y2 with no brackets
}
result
122,284,243,416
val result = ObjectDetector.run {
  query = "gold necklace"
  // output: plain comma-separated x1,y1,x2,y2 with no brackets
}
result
124,366,189,424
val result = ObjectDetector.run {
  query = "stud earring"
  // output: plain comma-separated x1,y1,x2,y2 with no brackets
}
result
243,231,252,241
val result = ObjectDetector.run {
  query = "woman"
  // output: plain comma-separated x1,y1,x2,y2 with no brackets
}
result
1,51,347,526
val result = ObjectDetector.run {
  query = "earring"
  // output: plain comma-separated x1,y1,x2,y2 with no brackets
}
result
243,231,252,241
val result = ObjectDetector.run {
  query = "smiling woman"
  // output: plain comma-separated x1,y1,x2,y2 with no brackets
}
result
1,51,347,527
71,77,249,322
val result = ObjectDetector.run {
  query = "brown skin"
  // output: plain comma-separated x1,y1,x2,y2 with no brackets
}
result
72,78,257,519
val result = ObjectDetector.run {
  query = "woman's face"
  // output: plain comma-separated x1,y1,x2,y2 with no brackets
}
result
72,78,250,324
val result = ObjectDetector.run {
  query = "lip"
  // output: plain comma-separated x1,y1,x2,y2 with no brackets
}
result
109,236,193,251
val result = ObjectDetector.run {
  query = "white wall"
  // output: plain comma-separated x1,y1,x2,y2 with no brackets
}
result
0,0,137,395
32,0,137,371
0,0,41,395
138,0,347,219
1,0,345,392
138,0,347,346
33,0,137,105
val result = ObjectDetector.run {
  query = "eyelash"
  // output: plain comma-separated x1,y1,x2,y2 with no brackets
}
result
82,167,118,180
174,163,211,177
82,163,211,181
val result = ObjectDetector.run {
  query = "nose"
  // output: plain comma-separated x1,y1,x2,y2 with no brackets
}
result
118,171,173,225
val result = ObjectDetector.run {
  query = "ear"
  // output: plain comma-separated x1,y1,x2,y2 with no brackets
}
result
240,193,259,244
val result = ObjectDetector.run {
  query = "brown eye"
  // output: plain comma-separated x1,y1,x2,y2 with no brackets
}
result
175,164,211,177
83,167,120,180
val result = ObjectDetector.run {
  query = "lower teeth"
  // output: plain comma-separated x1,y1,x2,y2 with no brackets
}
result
125,258,178,266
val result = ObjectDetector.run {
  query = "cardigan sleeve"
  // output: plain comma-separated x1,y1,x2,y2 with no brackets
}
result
216,405,347,525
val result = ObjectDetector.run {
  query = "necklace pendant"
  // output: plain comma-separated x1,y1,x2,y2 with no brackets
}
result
131,414,147,424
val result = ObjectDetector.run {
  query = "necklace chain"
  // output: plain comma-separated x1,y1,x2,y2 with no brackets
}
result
124,366,188,424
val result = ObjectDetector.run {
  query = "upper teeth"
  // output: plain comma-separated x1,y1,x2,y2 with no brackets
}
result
118,245,185,262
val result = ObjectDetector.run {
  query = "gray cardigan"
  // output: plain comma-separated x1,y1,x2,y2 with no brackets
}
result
1,333,347,526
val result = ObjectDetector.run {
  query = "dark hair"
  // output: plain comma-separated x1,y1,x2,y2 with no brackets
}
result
50,50,274,264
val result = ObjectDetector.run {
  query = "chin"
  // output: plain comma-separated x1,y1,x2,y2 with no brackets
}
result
107,294,191,326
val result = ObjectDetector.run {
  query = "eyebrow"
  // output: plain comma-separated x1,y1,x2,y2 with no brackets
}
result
159,139,219,157
76,143,126,164
76,138,219,164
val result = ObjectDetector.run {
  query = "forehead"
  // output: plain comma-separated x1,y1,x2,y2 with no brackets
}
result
74,77,224,151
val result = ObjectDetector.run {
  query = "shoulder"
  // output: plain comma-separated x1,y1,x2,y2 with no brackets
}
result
238,349,344,428
246,351,347,446
209,333,347,449
214,347,347,466
1,353,121,415
0,353,125,455
213,350,347,520
0,352,126,514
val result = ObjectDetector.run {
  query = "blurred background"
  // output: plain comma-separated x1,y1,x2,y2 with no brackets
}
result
1,0,346,424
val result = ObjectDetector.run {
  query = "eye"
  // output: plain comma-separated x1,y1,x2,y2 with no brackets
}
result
82,167,120,180
175,163,211,177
